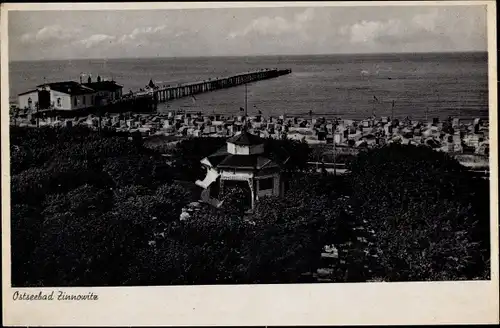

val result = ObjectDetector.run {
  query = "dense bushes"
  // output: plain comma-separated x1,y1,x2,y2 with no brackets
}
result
169,179,355,284
348,144,490,281
169,137,227,181
9,127,490,286
10,126,189,286
9,127,326,286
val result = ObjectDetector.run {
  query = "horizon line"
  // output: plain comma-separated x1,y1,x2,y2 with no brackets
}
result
9,50,488,63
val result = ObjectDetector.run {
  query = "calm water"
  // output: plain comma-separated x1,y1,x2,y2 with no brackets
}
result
9,52,489,121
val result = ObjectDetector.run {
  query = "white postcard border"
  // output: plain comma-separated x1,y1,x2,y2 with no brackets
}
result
1,1,498,326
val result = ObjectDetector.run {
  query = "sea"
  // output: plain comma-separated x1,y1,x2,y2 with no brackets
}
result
9,52,489,121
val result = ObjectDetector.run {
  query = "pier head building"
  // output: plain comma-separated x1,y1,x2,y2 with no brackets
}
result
83,76,123,105
17,76,123,112
196,129,288,210
18,81,96,112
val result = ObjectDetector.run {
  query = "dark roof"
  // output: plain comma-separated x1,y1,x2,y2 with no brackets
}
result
206,146,230,167
18,89,38,96
267,146,291,165
227,130,264,146
217,154,278,170
37,81,95,95
83,81,123,92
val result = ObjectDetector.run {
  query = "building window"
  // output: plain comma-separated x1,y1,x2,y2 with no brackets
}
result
57,98,62,107
259,177,274,191
74,97,77,106
27,97,32,109
83,95,86,105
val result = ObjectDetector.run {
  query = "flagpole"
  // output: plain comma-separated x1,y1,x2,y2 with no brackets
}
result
245,83,248,118
333,113,337,177
458,97,461,121
333,134,337,176
392,100,394,121
372,96,375,118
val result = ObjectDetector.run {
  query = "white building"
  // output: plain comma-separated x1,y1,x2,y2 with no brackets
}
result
18,78,123,112
83,78,123,105
18,82,95,111
196,129,288,210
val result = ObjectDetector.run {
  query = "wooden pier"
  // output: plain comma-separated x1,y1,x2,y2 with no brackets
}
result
26,68,292,119
151,68,292,103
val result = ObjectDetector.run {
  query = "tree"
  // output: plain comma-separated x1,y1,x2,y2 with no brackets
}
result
348,144,490,281
155,182,193,216
9,126,191,286
173,191,249,284
170,137,226,181
243,174,362,283
11,203,43,287
265,137,311,172
17,126,476,286
368,200,483,281
102,154,172,188
245,196,323,283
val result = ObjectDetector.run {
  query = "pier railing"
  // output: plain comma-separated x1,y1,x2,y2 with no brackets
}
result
151,68,292,103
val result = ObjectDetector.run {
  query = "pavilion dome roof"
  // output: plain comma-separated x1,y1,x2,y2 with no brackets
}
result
227,130,264,146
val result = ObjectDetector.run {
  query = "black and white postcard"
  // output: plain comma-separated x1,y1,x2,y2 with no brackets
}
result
1,1,498,325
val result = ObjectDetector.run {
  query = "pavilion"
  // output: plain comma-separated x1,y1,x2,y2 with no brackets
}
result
195,129,288,209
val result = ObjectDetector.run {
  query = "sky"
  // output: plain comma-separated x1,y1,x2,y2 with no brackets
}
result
8,5,488,61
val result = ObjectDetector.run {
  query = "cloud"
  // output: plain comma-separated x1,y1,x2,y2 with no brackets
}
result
9,6,486,60
20,25,80,44
339,8,486,50
411,10,441,32
229,16,293,38
118,25,167,44
58,25,169,50
295,7,315,23
74,34,116,49
228,8,315,39
344,19,402,44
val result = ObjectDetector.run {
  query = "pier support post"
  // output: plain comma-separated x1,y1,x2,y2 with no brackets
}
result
148,69,290,104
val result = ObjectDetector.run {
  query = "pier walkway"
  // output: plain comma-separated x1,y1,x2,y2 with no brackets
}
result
31,68,292,117
151,68,292,103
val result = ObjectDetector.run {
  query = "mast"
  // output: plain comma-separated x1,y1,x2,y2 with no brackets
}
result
458,95,461,121
333,133,337,176
245,83,248,118
333,106,338,177
437,93,440,123
391,100,395,121
372,98,375,118
98,100,102,134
